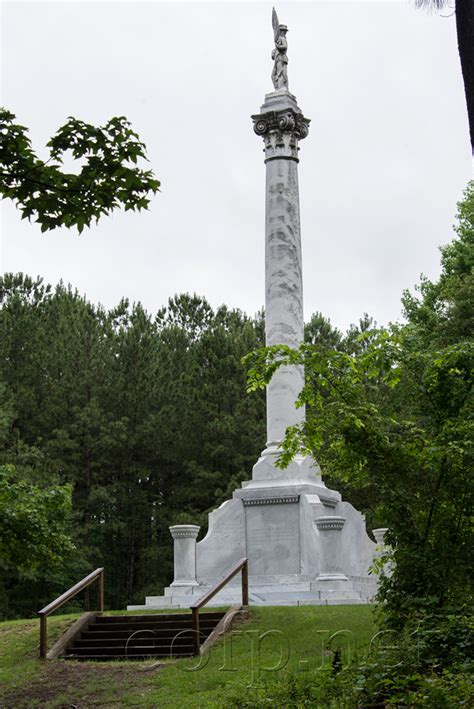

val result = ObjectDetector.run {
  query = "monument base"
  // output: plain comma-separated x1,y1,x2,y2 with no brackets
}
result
127,455,379,611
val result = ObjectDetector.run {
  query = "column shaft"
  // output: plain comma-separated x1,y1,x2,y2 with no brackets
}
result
265,156,305,447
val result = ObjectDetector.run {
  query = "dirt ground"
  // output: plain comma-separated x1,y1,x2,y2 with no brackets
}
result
0,661,161,708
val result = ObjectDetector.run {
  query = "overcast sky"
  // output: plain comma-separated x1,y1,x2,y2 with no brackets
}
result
1,1,471,331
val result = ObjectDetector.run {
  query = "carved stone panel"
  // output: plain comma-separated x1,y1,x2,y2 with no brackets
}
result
245,500,301,575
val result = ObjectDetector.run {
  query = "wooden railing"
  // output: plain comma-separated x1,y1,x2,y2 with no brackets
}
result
189,557,248,656
37,567,104,659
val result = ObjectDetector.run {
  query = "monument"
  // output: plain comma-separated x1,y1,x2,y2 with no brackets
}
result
128,9,384,611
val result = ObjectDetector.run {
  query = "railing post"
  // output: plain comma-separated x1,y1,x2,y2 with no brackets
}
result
37,567,105,660
242,560,249,606
98,570,104,612
192,606,200,656
39,614,47,659
189,557,249,657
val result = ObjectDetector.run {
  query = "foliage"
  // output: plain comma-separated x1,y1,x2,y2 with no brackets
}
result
246,333,473,618
0,108,160,232
0,464,74,576
235,663,474,708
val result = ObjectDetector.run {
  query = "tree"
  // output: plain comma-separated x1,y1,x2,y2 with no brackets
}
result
0,464,74,576
304,312,343,350
0,109,160,232
245,181,474,625
0,278,266,615
415,1,474,157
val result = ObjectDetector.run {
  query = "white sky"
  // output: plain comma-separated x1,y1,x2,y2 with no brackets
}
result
1,1,471,331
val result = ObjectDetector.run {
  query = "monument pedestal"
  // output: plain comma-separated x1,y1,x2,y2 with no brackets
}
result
127,462,378,611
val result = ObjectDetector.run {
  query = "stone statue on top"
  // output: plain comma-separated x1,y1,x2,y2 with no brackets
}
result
271,7,289,91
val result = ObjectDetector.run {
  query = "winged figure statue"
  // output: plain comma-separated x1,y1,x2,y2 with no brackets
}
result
271,7,289,90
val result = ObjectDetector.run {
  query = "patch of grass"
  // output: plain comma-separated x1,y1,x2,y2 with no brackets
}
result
143,605,377,708
0,605,377,708
0,614,74,690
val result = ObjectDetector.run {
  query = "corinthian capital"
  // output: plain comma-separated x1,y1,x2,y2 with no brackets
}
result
252,108,310,162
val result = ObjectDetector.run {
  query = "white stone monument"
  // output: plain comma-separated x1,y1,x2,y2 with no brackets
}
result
128,10,379,611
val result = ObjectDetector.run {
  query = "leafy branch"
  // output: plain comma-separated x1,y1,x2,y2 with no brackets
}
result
0,108,160,232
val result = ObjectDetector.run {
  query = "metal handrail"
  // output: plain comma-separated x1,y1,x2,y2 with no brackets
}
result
189,557,248,655
38,567,104,659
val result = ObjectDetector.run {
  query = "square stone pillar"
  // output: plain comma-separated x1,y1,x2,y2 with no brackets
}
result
315,516,348,587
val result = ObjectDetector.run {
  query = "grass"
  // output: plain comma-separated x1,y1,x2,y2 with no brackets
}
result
0,605,377,708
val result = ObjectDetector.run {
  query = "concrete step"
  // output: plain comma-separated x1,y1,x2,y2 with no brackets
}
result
98,612,207,622
75,634,199,647
66,652,194,661
69,644,195,657
128,603,177,611
145,595,179,604
129,579,372,609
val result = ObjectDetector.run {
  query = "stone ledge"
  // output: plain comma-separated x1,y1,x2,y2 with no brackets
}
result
316,516,346,531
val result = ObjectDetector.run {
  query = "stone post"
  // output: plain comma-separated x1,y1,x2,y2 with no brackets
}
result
314,516,348,587
373,527,392,577
169,525,200,587
252,90,310,458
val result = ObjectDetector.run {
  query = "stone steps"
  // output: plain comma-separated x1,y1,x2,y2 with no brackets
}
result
63,611,225,661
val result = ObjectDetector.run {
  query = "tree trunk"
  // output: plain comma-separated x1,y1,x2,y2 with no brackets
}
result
455,0,474,155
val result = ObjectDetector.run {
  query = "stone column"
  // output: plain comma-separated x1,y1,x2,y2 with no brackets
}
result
252,90,310,457
314,516,348,586
169,524,200,587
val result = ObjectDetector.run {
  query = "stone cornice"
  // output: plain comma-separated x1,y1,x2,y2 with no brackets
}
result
373,528,389,545
169,524,200,539
242,495,300,506
251,108,310,162
316,516,346,531
319,496,338,509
